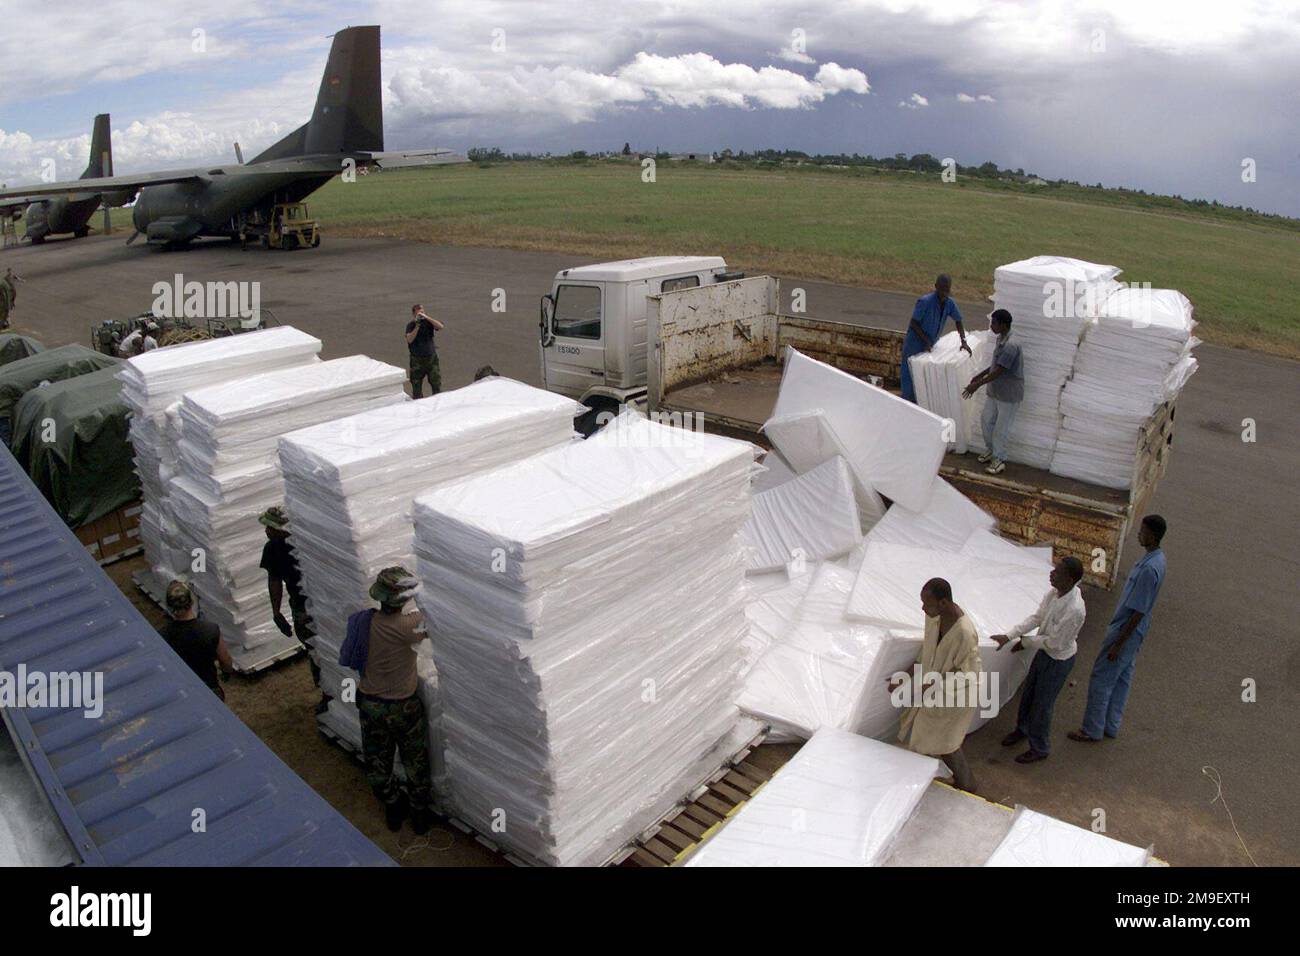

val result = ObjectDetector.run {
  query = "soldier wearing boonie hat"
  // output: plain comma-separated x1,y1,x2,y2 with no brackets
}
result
258,505,315,642
157,580,232,700
353,565,432,834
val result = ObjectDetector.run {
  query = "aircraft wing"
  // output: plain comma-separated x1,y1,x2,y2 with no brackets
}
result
0,169,203,202
364,149,468,168
1,196,43,215
243,150,466,175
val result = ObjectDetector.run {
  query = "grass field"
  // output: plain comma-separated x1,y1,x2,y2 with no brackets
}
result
293,161,1292,359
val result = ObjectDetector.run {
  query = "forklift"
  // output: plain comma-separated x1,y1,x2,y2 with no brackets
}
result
238,202,321,251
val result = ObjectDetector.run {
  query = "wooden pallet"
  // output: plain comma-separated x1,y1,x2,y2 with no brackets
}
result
620,754,771,867
422,725,772,868
316,718,365,764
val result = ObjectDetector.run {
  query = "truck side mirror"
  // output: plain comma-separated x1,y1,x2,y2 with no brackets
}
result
539,294,555,347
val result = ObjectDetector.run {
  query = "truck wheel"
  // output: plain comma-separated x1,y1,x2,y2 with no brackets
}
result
311,233,321,248
577,398,620,438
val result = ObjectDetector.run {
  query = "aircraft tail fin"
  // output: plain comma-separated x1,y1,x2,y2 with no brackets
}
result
81,113,112,180
251,25,383,163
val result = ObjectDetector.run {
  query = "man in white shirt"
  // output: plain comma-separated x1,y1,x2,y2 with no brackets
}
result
991,556,1086,763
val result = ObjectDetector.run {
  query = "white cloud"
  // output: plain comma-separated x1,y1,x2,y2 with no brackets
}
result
775,46,815,65
898,92,929,109
814,63,871,95
957,92,996,103
387,52,870,124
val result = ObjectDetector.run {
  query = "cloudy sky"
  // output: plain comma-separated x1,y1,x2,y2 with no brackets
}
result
2,0,1297,215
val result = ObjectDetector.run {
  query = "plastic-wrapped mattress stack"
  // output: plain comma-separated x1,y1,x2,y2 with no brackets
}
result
990,256,1122,467
411,411,756,865
117,327,322,589
169,356,406,670
277,378,582,760
909,330,994,454
1052,287,1197,488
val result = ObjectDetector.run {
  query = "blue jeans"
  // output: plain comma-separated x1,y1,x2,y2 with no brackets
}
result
1016,650,1075,754
900,343,921,403
980,397,1020,461
1082,631,1145,738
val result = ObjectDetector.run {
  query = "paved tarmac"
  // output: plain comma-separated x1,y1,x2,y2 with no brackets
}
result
5,233,1295,865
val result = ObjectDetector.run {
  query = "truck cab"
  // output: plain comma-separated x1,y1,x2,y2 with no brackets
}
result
539,256,736,422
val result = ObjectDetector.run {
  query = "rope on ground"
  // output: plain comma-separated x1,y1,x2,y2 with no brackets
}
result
397,826,456,860
1201,766,1258,866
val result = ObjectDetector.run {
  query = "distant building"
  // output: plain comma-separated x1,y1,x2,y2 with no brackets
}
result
667,151,716,163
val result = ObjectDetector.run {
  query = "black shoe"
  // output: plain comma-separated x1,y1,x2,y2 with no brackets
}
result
410,806,434,836
1015,749,1049,764
1001,730,1026,747
384,797,408,832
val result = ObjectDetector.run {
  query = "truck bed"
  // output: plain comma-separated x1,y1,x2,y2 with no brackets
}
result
647,277,1174,587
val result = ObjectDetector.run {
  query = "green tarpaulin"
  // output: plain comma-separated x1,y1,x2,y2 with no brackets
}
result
0,333,44,366
11,365,139,528
0,344,120,431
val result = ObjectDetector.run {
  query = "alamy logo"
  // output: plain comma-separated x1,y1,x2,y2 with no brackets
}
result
151,273,260,323
0,665,103,718
889,665,1000,718
49,886,151,936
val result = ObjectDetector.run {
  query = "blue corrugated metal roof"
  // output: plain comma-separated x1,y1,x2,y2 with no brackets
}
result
0,446,393,866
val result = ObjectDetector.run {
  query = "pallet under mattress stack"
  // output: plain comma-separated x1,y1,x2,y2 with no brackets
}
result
411,411,756,865
118,328,322,590
167,355,406,670
276,378,581,762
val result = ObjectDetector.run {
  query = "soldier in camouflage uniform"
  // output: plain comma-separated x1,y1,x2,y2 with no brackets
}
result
0,269,17,329
404,303,443,398
357,566,433,833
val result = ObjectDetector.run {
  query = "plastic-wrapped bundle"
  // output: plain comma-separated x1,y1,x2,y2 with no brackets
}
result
738,563,894,740
740,456,862,572
685,727,939,867
169,356,406,670
846,489,1049,732
991,256,1122,468
1052,288,1198,488
910,330,994,454
277,378,582,768
868,477,997,552
766,347,948,513
984,806,1151,866
411,411,756,866
741,567,814,676
117,327,321,587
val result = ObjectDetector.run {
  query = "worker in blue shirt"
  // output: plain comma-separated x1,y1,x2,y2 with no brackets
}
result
1070,515,1168,743
901,273,970,403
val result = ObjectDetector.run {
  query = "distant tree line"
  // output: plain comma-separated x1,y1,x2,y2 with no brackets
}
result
459,145,1293,226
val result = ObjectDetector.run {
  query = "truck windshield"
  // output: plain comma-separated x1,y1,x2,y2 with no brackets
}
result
554,284,601,340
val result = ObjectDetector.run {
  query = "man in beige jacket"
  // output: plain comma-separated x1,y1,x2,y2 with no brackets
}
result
890,577,982,792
